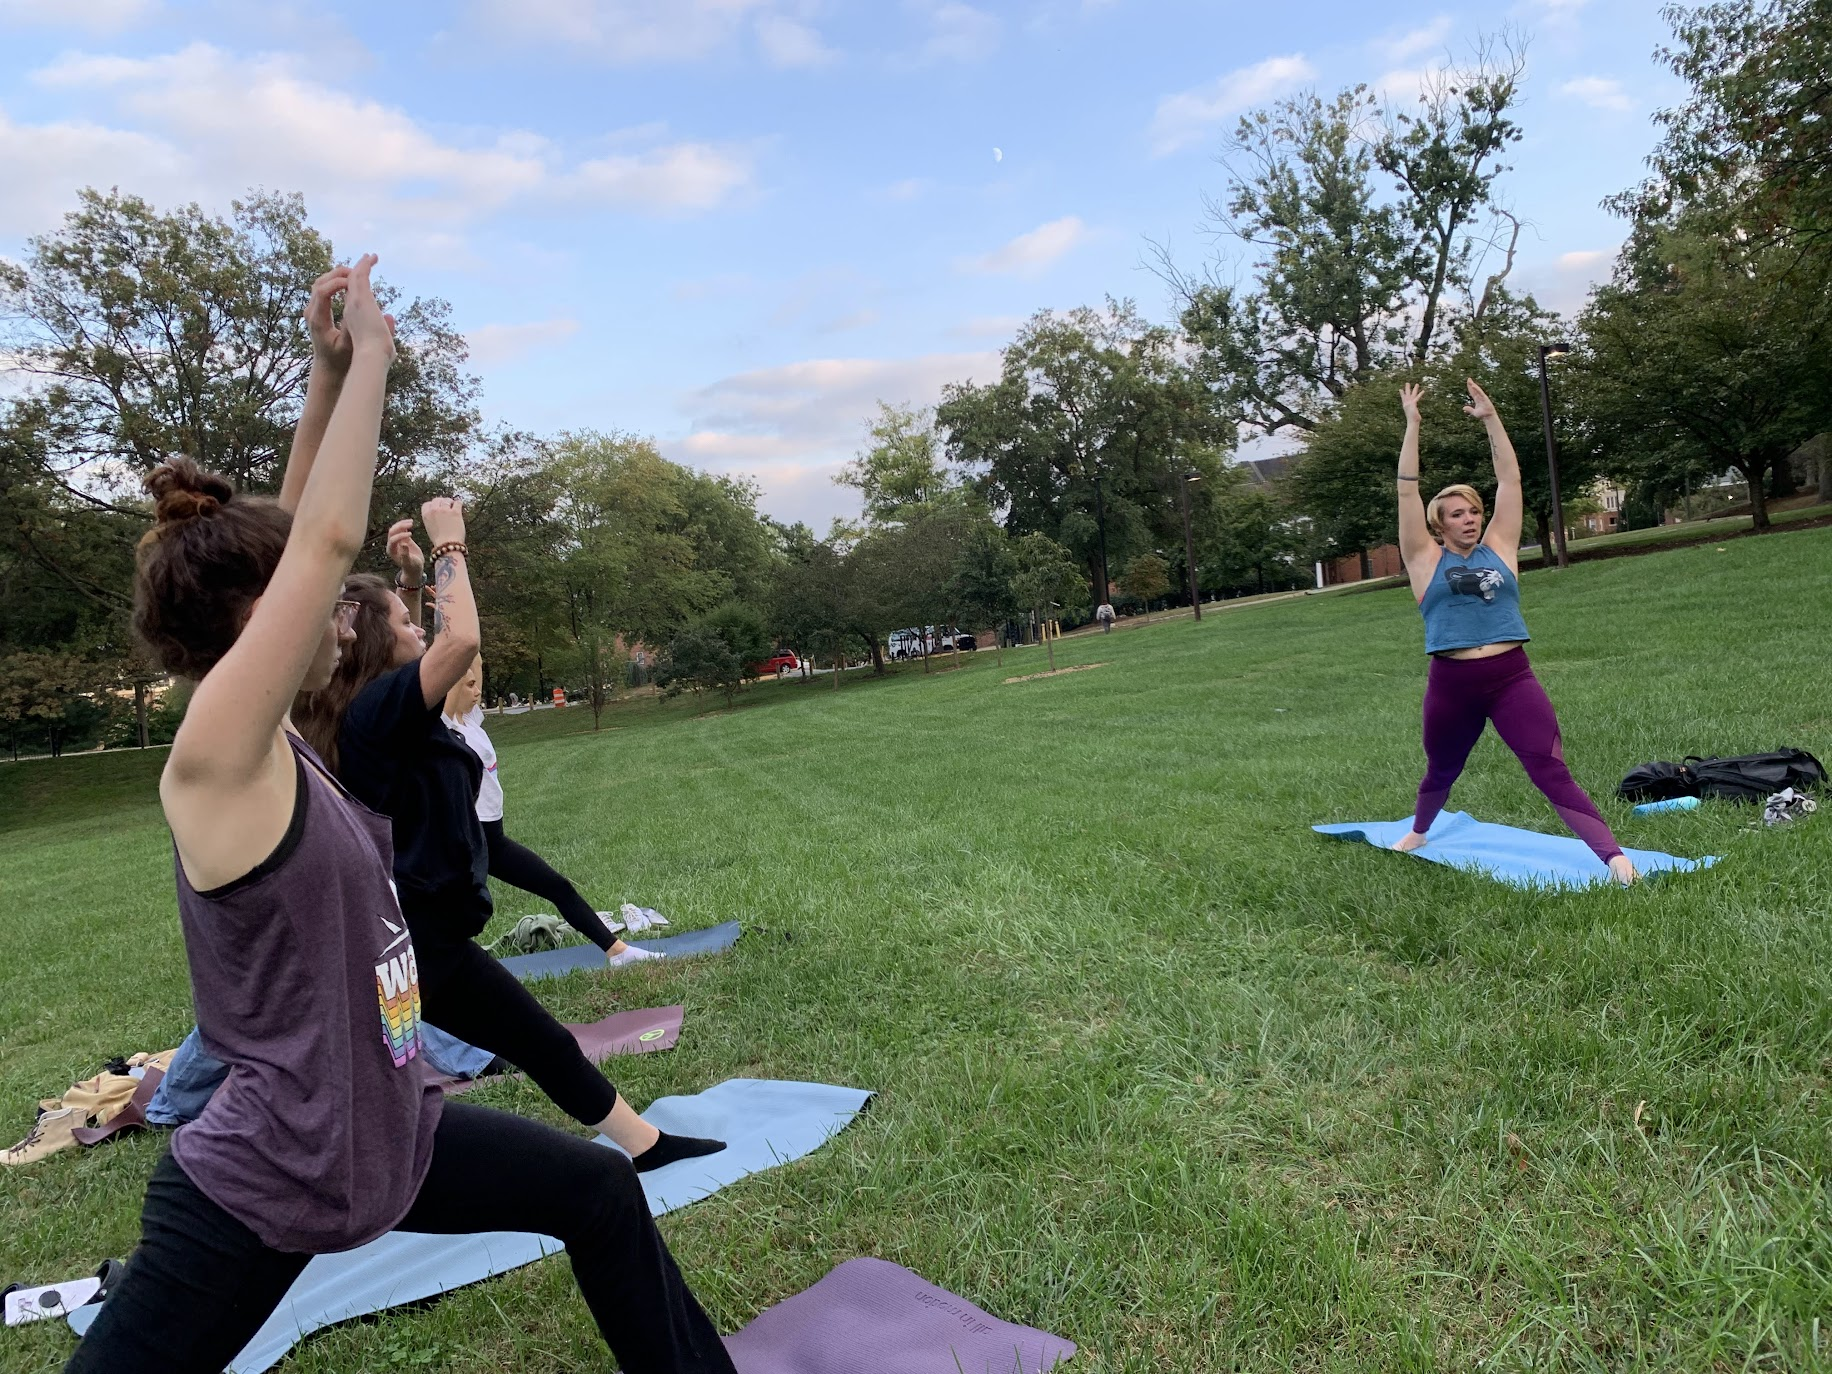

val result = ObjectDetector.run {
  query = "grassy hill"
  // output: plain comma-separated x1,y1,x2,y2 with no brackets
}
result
3,526,1829,1372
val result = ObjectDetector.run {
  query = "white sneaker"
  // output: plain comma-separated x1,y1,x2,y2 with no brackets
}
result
606,945,662,968
593,911,629,933
618,903,670,933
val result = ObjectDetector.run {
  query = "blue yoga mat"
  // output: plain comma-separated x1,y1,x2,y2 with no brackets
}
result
499,920,744,982
1314,810,1718,889
68,1078,871,1373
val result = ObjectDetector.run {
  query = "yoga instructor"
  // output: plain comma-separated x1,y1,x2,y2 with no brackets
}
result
1392,379,1636,885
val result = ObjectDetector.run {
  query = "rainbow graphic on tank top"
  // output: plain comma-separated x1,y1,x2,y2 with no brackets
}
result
374,946,423,1068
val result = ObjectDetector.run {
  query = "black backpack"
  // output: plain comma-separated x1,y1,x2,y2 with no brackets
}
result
1618,749,1827,804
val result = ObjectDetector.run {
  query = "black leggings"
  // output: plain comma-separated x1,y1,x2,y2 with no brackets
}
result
66,1103,736,1374
411,923,620,1126
483,817,620,951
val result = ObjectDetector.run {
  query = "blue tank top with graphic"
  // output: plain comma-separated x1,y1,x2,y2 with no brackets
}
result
1417,543,1531,654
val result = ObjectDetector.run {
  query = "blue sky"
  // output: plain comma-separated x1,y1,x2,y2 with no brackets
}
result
0,0,1681,528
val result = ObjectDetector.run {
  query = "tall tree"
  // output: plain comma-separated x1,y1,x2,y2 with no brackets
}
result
1008,533,1086,672
1375,45,1525,361
945,518,1020,666
1119,552,1171,620
1574,219,1832,530
547,432,730,727
1620,0,1832,249
837,401,954,525
937,301,1219,605
1170,45,1524,435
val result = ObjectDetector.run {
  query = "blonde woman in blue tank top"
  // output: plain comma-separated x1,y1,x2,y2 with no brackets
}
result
1391,379,1636,885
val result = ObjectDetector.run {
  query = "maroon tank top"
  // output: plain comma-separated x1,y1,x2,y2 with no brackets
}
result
170,732,442,1253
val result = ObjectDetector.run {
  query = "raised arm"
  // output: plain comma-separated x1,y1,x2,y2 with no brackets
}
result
1466,379,1523,572
386,517,426,627
173,256,395,787
279,267,355,513
417,497,482,709
1397,383,1437,599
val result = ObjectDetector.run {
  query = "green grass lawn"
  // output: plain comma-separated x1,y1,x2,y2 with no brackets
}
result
4,528,1831,1372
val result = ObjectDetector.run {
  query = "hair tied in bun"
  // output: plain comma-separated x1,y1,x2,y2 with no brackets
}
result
145,457,235,528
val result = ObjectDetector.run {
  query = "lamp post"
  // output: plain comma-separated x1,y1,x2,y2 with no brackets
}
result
1180,470,1202,622
1537,341,1572,570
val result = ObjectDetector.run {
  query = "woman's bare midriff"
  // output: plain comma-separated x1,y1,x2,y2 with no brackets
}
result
1432,640,1525,661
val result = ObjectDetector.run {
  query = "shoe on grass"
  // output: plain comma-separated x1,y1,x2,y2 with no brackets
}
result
3,1107,82,1167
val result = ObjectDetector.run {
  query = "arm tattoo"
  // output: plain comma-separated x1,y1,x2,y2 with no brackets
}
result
433,553,457,638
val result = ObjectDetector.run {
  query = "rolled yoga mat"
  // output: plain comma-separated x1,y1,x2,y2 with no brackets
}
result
499,920,743,982
67,1078,872,1373
431,1006,685,1096
725,1257,1076,1374
1313,810,1718,889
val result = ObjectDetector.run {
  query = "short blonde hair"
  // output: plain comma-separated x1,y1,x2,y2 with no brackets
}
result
1426,484,1484,537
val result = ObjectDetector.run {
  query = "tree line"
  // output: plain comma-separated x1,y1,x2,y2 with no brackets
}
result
4,0,1827,754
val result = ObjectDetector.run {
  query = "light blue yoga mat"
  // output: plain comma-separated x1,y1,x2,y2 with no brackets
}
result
68,1078,871,1373
499,920,744,982
1314,810,1718,890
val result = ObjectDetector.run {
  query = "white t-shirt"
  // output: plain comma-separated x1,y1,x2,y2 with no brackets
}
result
444,704,505,822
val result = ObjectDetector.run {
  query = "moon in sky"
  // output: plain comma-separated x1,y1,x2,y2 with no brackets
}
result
992,147,1003,162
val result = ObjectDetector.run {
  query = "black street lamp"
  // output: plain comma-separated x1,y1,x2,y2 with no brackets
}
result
1537,341,1572,570
1180,470,1202,622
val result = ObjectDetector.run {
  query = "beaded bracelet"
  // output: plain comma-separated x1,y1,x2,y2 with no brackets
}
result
430,541,468,561
394,574,424,592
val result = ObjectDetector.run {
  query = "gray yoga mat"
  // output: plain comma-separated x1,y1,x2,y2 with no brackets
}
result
499,920,744,982
68,1077,871,1372
725,1257,1076,1374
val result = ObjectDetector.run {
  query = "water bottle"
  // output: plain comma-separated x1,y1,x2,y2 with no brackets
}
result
1632,796,1701,815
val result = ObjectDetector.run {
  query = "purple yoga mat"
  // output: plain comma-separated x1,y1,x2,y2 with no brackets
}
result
724,1258,1076,1374
433,1006,684,1096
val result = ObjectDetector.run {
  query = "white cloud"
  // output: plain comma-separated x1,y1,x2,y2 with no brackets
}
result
1379,16,1453,63
666,349,1001,523
756,14,838,67
462,0,838,67
1374,66,1436,108
1517,245,1619,314
0,0,154,33
464,317,582,368
1559,76,1632,112
914,1,999,63
884,177,929,201
953,314,1025,339
0,104,188,236
959,215,1088,276
6,45,752,247
464,0,767,62
564,143,753,210
1149,54,1316,156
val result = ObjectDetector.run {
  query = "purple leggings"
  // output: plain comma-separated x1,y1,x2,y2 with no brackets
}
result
1413,647,1623,864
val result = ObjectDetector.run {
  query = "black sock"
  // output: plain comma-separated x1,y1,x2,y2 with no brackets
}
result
633,1130,726,1173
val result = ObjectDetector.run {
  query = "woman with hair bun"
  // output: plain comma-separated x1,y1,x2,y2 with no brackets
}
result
1392,379,1635,885
69,257,737,1374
